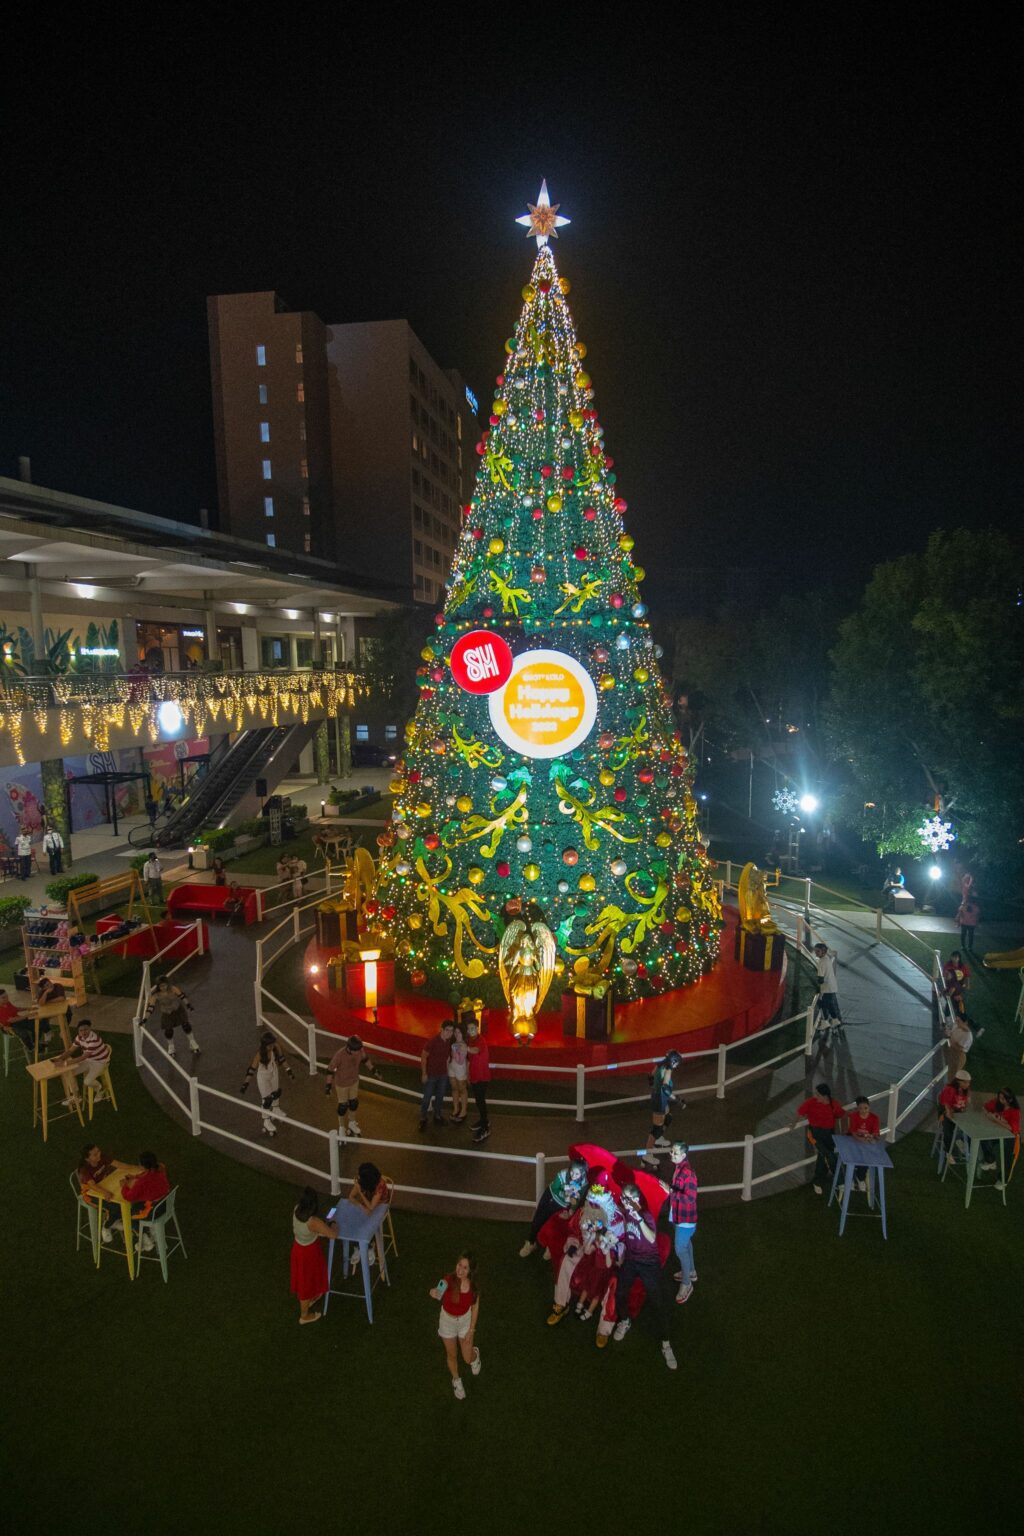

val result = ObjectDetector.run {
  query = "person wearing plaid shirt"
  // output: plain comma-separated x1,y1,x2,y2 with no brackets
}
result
667,1141,698,1304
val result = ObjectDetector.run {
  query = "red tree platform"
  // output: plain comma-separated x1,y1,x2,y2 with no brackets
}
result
303,907,787,1077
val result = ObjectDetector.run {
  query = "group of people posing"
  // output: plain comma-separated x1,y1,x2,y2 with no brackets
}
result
418,1018,491,1144
521,1144,701,1373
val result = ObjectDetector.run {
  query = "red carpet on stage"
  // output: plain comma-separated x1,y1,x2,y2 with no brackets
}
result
303,907,787,1076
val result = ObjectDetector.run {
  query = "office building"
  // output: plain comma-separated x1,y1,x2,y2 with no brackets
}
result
207,293,478,601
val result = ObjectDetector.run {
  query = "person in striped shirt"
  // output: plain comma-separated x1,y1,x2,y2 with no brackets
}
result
59,1020,112,1100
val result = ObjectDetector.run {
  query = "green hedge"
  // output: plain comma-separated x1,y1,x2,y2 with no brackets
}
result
45,872,100,904
193,827,236,852
234,817,266,838
0,895,31,930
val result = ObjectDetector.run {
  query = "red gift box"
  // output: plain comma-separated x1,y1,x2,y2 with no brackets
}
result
735,928,784,972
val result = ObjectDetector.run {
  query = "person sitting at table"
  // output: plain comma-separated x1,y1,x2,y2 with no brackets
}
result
0,987,52,1056
792,1081,846,1195
348,1160,388,1213
846,1095,881,1193
938,1070,972,1160
978,1089,1021,1181
58,1019,112,1101
76,1143,137,1245
116,1151,171,1253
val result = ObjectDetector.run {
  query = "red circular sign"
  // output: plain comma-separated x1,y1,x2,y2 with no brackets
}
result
449,629,514,695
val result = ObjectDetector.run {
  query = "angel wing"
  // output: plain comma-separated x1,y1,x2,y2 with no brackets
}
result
529,920,557,1012
498,919,527,1005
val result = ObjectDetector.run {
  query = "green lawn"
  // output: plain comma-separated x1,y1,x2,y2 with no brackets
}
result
2,997,1020,1534
226,796,393,876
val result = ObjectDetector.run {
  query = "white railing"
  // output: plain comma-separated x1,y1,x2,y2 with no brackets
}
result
132,1007,949,1209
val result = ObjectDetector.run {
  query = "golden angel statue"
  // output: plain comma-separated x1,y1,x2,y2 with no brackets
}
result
499,917,556,1043
737,862,778,934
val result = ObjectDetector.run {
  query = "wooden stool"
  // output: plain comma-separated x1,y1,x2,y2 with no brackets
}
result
86,1066,118,1120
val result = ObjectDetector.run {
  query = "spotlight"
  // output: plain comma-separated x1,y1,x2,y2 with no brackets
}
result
928,865,942,881
158,700,183,734
799,793,819,814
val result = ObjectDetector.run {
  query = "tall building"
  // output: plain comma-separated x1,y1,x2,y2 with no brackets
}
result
207,292,478,601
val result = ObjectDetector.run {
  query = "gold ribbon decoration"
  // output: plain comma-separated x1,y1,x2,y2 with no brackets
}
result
451,725,504,771
489,569,532,616
414,855,496,979
446,785,529,858
582,874,669,956
554,575,603,615
554,777,641,851
484,447,514,490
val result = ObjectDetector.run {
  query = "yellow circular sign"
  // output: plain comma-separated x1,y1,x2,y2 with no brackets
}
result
488,649,598,760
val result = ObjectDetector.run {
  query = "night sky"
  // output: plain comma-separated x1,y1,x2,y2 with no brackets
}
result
3,17,1017,598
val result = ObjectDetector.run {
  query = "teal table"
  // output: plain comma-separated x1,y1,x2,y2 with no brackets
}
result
941,1108,1015,1208
324,1200,390,1321
828,1134,892,1238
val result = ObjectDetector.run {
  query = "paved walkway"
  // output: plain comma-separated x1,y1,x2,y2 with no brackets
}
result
130,889,946,1220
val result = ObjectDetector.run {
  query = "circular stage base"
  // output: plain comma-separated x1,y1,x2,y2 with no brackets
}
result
304,907,787,1077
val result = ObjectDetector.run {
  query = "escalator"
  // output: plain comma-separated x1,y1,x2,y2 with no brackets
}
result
133,722,317,848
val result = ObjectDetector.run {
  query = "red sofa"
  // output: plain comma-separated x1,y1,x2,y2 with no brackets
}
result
167,883,259,925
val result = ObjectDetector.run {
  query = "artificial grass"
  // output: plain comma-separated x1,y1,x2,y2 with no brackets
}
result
2,1012,1020,1535
226,796,393,877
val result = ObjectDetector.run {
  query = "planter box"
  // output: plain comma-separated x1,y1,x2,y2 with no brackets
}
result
192,847,214,870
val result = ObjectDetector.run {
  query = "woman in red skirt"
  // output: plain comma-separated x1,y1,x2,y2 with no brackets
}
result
290,1187,337,1325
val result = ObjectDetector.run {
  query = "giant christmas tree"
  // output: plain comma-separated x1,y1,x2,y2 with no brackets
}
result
374,186,722,1014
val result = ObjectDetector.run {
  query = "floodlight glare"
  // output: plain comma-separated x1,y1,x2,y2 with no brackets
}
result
158,701,183,734
798,793,819,814
928,865,942,881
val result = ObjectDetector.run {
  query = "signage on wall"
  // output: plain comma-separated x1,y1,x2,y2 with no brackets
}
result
181,628,205,639
465,385,479,414
449,630,514,695
488,648,598,759
78,646,120,657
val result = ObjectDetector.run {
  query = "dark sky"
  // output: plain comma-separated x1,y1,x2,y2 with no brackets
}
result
2,15,1018,599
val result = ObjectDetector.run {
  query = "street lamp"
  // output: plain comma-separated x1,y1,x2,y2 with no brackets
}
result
799,793,819,815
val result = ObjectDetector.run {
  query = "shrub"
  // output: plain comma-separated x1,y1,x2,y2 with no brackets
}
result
130,853,149,872
0,895,31,930
193,827,236,852
234,817,266,839
45,872,100,904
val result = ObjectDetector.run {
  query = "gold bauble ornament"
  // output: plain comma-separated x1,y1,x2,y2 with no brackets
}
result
409,913,424,930
523,862,541,882
492,399,506,417
675,906,692,923
389,777,406,795
633,566,646,582
599,768,615,787
575,342,587,359
655,832,672,848
578,873,596,893
456,795,473,814
522,284,536,302
546,493,562,513
633,667,650,684
415,802,432,818
598,673,615,691
488,536,505,555
575,371,591,389
420,646,435,661
619,534,634,552
468,866,485,886
568,409,584,430
558,277,570,294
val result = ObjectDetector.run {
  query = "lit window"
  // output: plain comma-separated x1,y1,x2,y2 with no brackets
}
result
260,421,270,442
355,725,369,742
299,420,306,441
295,343,303,365
385,725,398,740
256,345,267,366
258,384,268,404
266,533,276,548
300,458,308,479
302,496,310,517
264,496,274,517
262,459,272,480
297,381,305,403
303,532,311,553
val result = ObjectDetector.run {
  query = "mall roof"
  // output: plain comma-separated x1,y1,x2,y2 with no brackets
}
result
0,475,406,617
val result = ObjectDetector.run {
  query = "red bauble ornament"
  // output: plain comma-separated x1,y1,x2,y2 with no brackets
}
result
475,441,485,456
472,527,484,540
610,592,624,609
638,768,654,784
659,921,674,937
408,771,421,783
589,443,602,457
598,732,614,750
496,861,511,878
583,506,596,521
462,504,473,519
482,606,494,619
562,848,579,866
561,465,574,481
410,969,427,988
381,904,397,922
434,613,445,626
423,833,441,851
636,962,647,978
540,464,553,479
593,645,609,664
496,375,505,386
614,496,628,513
430,667,443,682
574,547,588,561
538,279,552,294
605,457,615,470
364,899,379,918
534,408,545,423
532,508,543,520
613,787,627,803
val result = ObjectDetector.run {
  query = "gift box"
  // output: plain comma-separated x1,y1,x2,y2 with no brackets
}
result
343,955,395,1010
457,996,485,1032
735,927,785,972
316,902,358,949
561,985,615,1041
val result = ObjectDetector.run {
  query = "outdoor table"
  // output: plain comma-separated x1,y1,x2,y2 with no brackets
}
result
323,1200,390,1322
30,1000,74,1056
92,1166,141,1280
26,1058,84,1141
942,1108,1016,1208
828,1134,892,1238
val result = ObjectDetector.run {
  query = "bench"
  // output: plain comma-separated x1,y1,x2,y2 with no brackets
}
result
95,914,210,958
167,884,259,926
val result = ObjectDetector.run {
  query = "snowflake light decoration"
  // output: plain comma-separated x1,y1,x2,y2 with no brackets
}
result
917,814,956,853
772,788,799,817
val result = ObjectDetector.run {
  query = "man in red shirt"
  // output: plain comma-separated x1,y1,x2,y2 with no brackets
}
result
114,1151,170,1253
419,1022,454,1131
792,1082,846,1195
979,1089,1021,1183
847,1094,881,1192
467,1021,491,1144
0,988,52,1055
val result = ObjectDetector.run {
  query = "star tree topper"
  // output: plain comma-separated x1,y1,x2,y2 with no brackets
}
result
516,180,570,247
